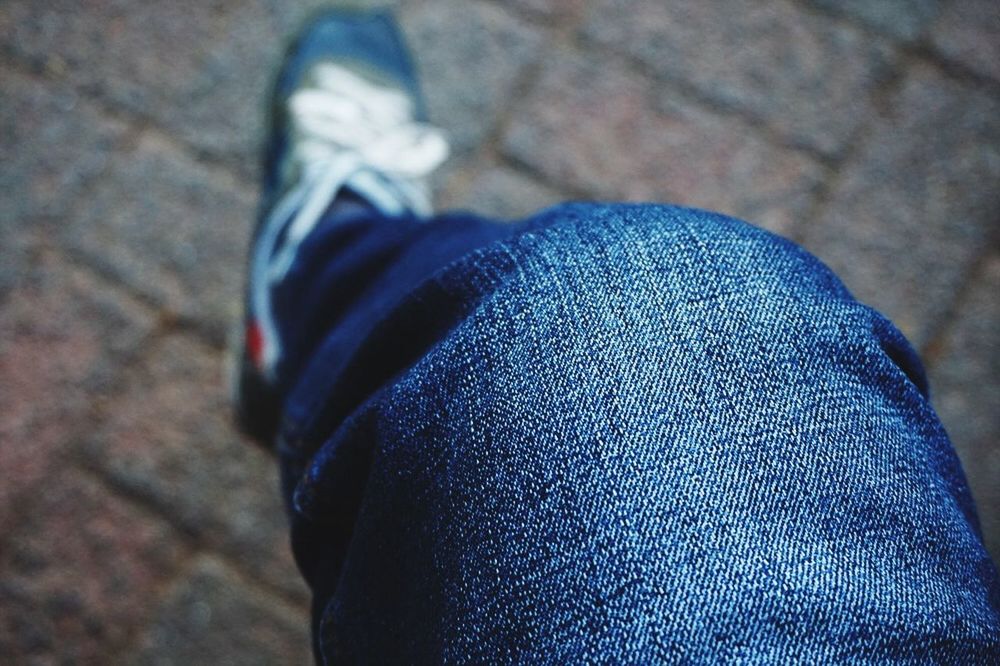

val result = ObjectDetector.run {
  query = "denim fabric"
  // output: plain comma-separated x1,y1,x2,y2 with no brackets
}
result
272,202,1000,663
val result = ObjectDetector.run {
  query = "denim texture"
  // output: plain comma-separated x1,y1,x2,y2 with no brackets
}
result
272,202,1000,662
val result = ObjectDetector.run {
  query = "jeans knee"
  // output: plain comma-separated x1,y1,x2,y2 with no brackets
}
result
520,202,853,321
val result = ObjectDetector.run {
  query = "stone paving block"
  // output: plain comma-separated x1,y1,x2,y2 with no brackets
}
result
66,133,254,344
401,0,544,157
0,226,33,300
0,69,126,237
503,50,825,235
444,163,569,220
0,1,223,128
0,0,257,163
582,0,893,156
931,0,1000,82
0,469,187,664
1,0,535,172
0,253,155,532
127,557,311,666
927,255,1000,564
0,0,315,172
0,68,124,299
87,335,309,604
426,152,477,209
800,63,1000,348
808,0,942,41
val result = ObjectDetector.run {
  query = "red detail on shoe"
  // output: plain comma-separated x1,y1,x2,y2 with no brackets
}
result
246,320,265,370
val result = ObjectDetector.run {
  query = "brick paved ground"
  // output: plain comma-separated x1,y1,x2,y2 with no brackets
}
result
1,0,997,662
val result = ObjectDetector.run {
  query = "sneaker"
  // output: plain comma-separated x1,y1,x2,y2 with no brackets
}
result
231,8,449,447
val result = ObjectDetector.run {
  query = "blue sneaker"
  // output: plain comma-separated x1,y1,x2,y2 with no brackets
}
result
232,8,449,446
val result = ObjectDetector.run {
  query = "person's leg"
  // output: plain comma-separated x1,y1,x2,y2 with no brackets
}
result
237,8,1000,663
232,7,524,443
280,202,999,662
236,203,523,443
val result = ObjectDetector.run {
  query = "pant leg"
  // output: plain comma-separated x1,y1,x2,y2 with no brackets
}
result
266,206,523,397
276,203,1000,662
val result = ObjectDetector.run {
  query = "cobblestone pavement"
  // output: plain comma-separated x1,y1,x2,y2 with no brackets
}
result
1,0,997,662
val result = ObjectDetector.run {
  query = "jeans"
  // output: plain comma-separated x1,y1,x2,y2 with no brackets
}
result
267,201,1000,662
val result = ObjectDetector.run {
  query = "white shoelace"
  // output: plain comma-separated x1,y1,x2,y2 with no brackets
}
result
251,63,450,378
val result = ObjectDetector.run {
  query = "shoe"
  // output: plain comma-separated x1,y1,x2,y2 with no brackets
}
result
231,8,449,447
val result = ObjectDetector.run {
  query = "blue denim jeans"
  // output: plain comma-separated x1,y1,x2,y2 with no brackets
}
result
268,202,1000,662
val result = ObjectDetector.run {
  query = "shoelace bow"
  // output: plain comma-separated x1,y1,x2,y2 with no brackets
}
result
251,63,449,377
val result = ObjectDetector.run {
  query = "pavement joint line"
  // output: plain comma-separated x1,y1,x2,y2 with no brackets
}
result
126,125,260,198
112,550,309,663
786,0,932,45
785,42,911,249
482,0,584,163
185,552,311,624
36,243,161,322
41,221,243,355
481,0,584,29
567,29,848,168
73,450,200,544
900,43,1000,99
498,151,598,203
1,57,142,219
1,45,260,199
438,155,487,210
491,35,835,214
77,449,309,611
1,47,152,142
443,10,555,206
16,259,215,469
3,25,306,636
79,332,223,468
61,325,294,602
25,118,170,325
107,551,205,663
152,307,236,352
920,244,1000,366
54,243,188,335
0,257,165,444
788,0,1000,93
13,244,170,386
63,462,205,663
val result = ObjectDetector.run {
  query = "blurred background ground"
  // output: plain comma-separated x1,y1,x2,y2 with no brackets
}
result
1,0,998,663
